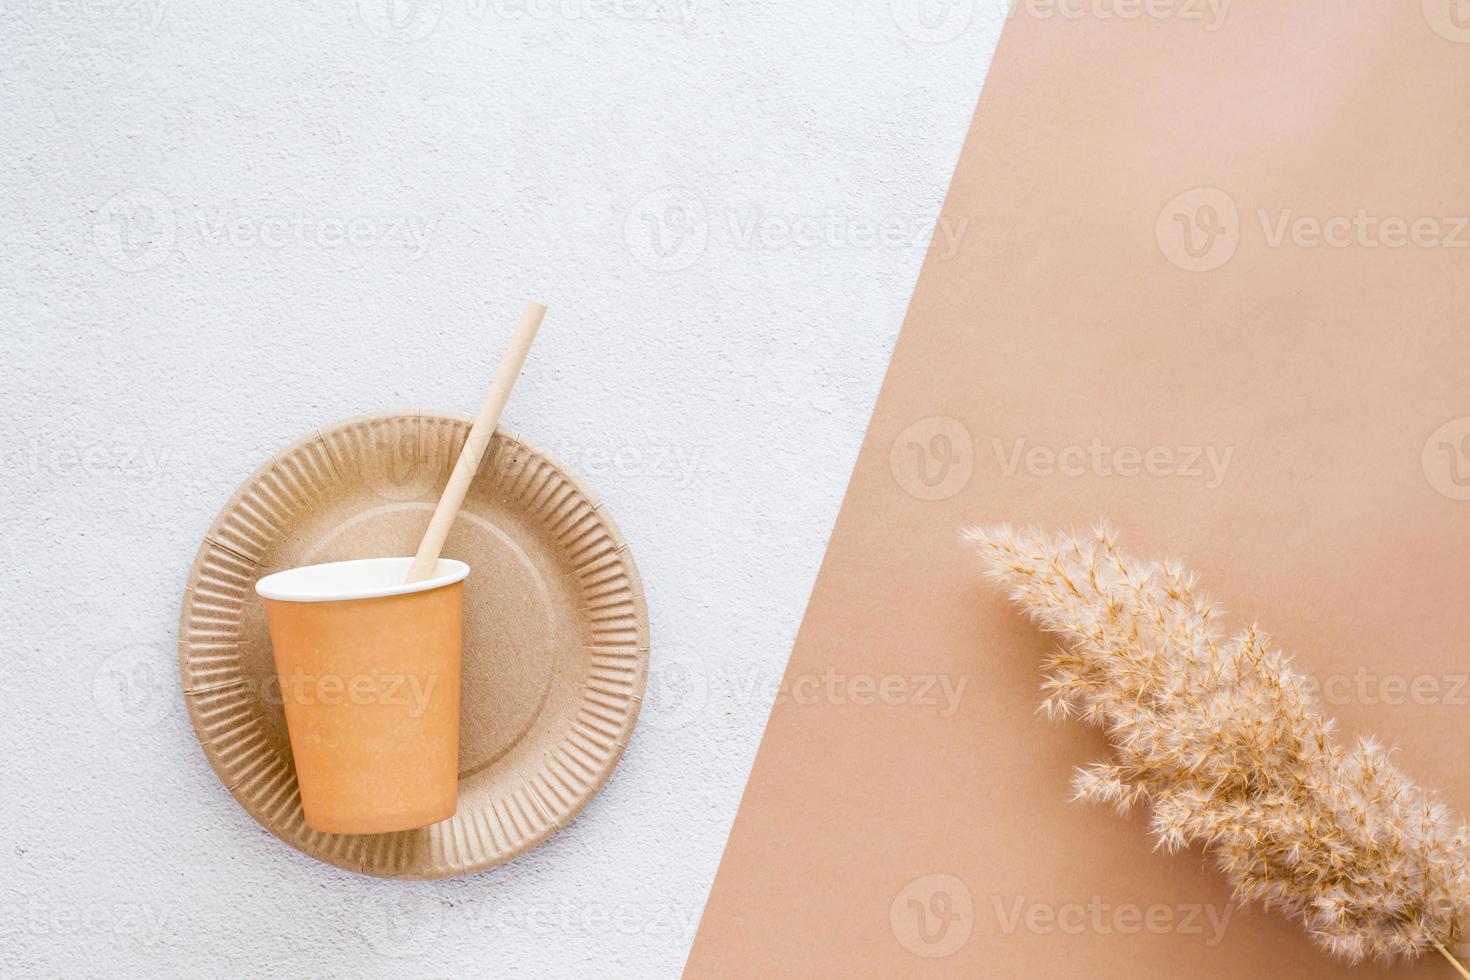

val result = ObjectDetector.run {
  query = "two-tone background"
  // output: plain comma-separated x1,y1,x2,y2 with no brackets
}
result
10,1,1470,978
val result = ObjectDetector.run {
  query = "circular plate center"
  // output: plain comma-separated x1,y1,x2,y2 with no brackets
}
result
306,506,556,777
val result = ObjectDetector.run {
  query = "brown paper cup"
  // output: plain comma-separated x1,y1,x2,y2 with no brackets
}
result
255,556,469,836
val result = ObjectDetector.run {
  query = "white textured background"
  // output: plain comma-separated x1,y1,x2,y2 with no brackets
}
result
0,2,1001,975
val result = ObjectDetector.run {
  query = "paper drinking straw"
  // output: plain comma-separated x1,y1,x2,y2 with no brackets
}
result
406,300,547,583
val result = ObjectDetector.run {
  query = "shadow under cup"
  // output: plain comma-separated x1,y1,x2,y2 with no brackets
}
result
255,557,468,836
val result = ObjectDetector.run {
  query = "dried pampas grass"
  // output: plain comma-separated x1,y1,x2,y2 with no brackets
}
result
967,523,1470,973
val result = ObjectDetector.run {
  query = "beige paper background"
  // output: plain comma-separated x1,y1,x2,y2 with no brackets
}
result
687,2,1470,976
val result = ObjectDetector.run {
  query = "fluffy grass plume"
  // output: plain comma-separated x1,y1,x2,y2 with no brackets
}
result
967,523,1470,970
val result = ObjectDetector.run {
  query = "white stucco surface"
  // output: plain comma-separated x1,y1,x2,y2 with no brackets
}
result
1,2,1001,975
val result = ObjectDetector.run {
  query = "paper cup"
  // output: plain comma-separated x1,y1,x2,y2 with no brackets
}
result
255,557,469,835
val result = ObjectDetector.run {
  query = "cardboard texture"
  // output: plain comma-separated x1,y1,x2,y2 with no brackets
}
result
178,411,648,878
687,3,1470,976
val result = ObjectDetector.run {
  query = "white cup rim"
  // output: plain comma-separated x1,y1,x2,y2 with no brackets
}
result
254,557,470,603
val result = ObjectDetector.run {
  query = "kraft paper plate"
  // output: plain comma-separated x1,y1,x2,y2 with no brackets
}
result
177,411,649,879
